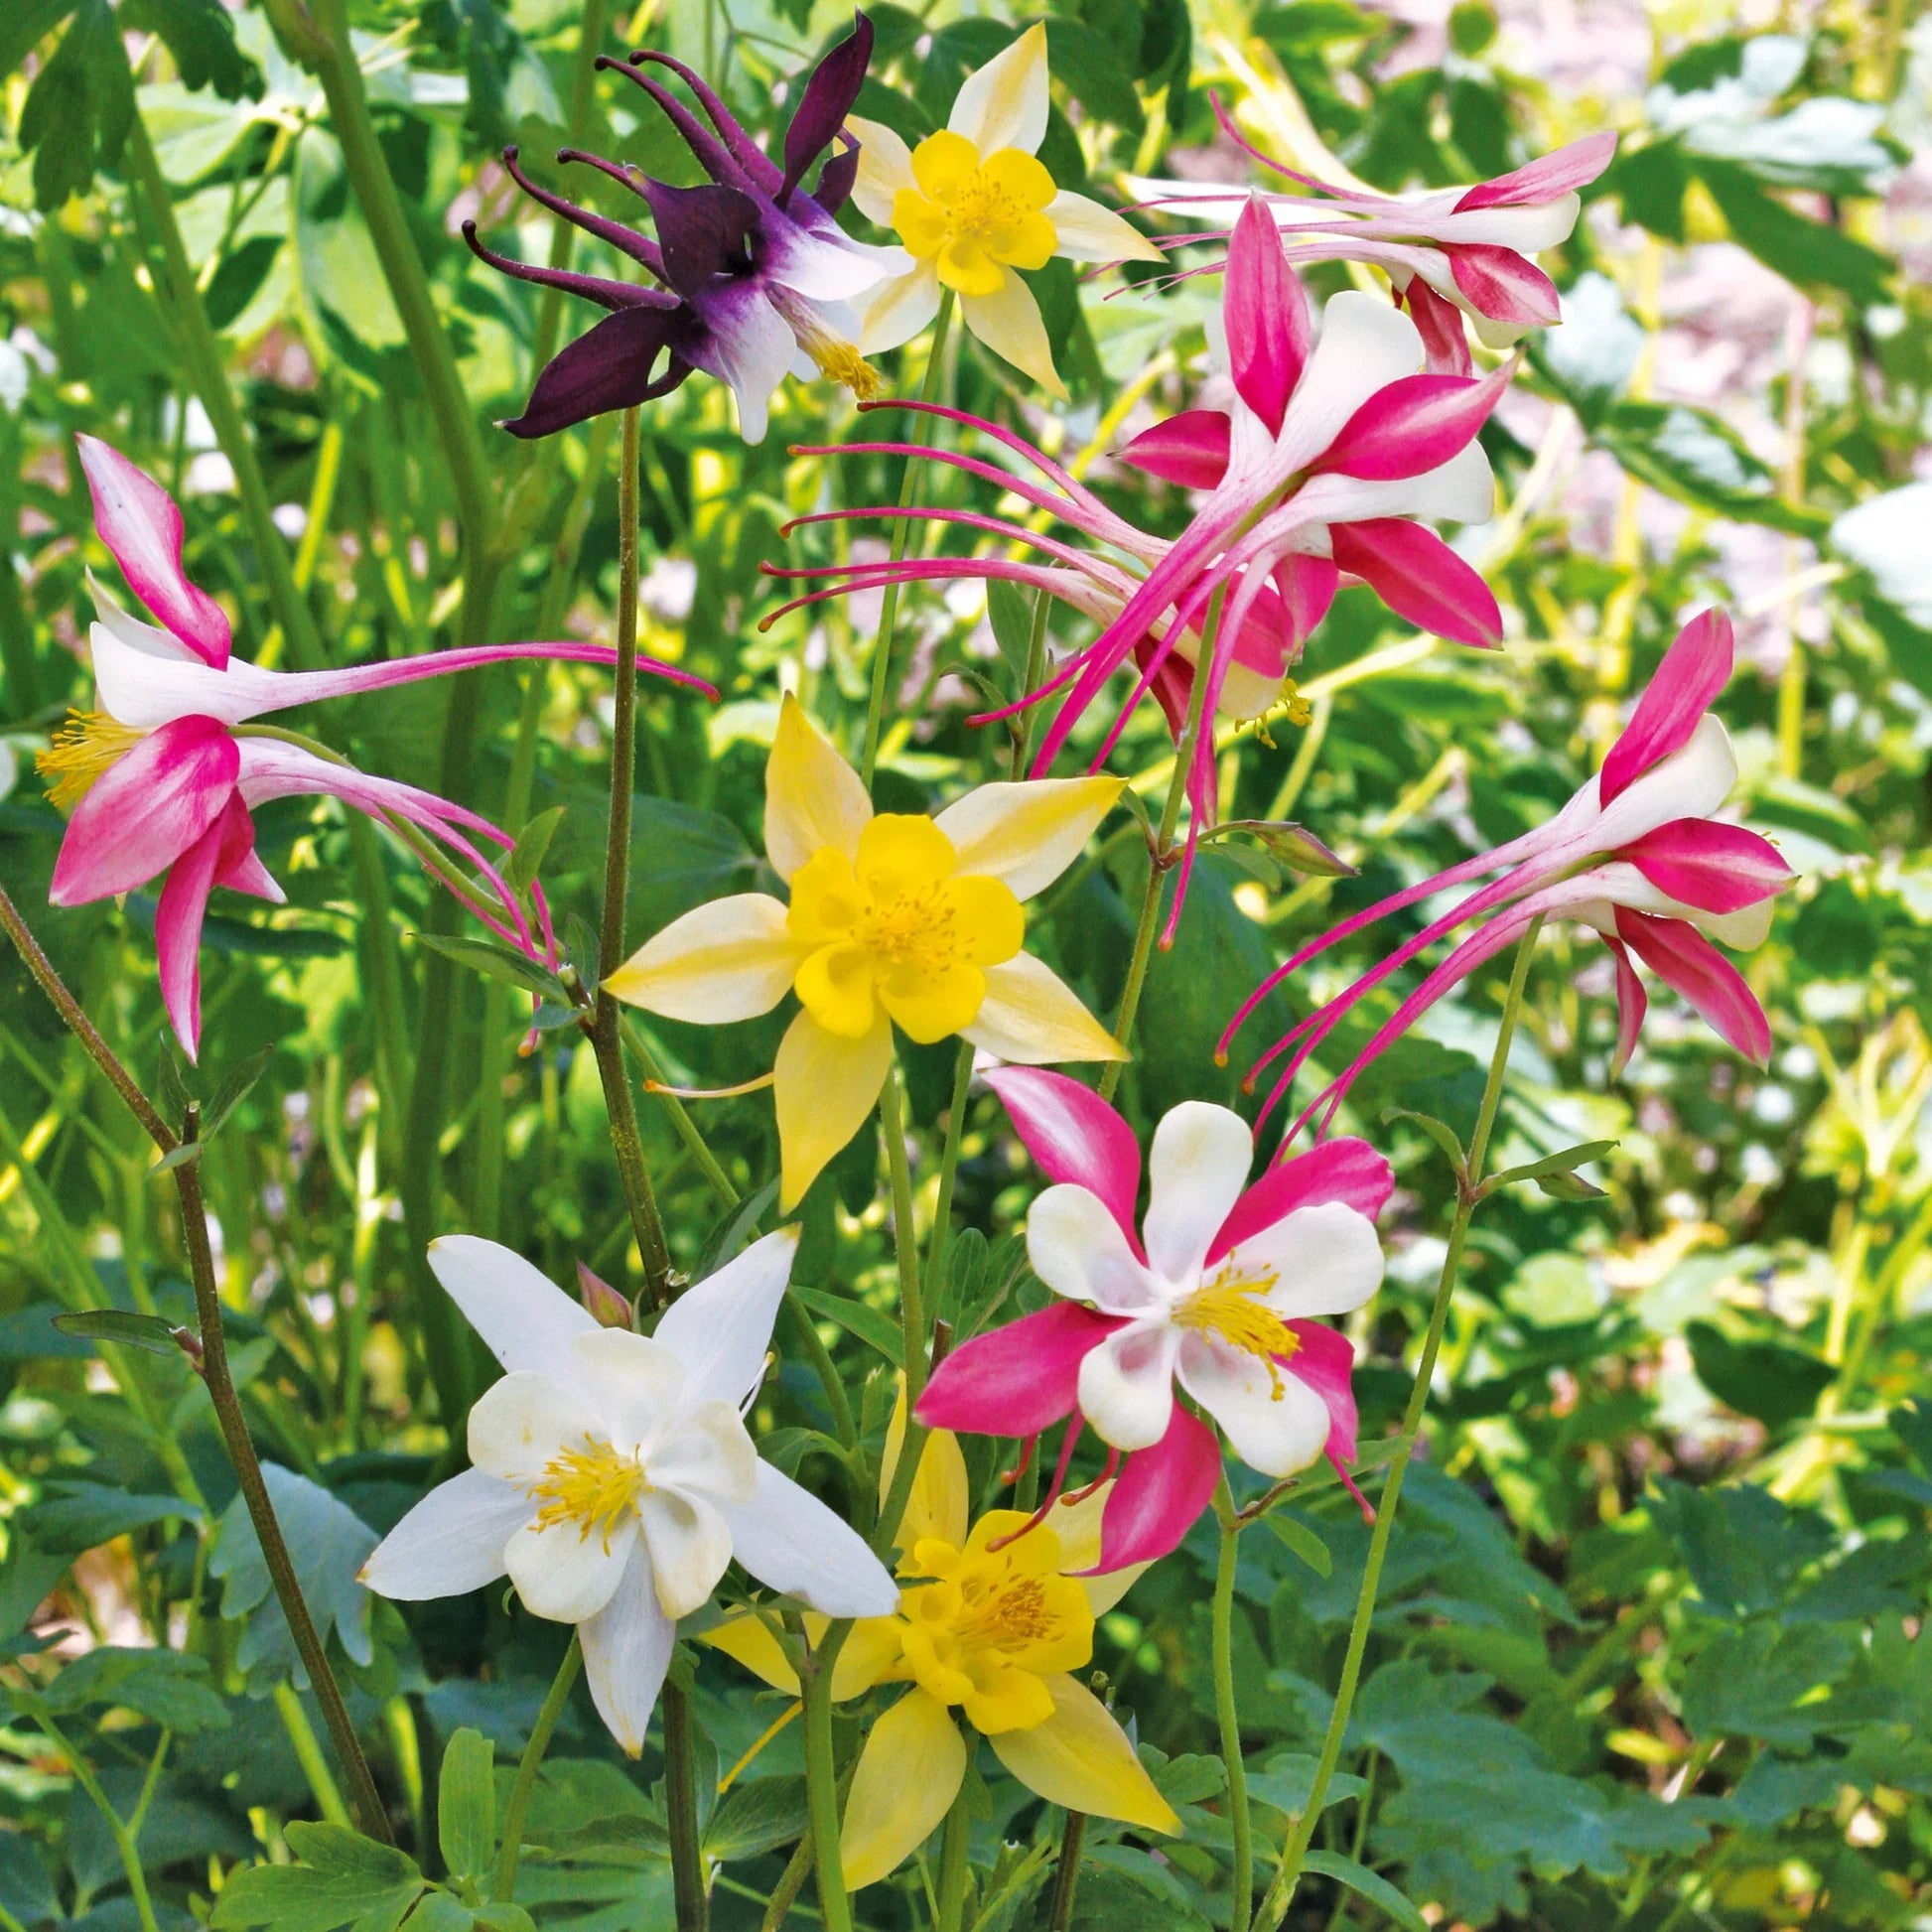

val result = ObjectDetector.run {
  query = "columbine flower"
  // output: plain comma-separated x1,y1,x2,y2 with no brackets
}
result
360,1229,898,1755
1222,608,1795,1132
1132,111,1617,371
37,439,705,1058
605,694,1123,1206
845,23,1162,397
918,1068,1390,1569
465,14,906,442
705,1421,1176,1887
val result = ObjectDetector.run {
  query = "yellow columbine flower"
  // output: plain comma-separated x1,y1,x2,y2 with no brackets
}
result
605,695,1125,1207
704,1421,1176,1888
846,23,1164,398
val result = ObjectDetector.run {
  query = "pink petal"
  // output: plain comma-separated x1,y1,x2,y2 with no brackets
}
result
915,1304,1124,1439
1116,409,1233,490
1446,244,1561,328
155,795,255,1059
1401,281,1473,375
1329,518,1502,648
220,847,285,902
74,436,231,669
1604,934,1647,1079
1613,907,1770,1065
982,1067,1145,1251
50,716,239,905
1225,194,1310,436
1599,609,1733,806
1210,1136,1393,1262
1619,819,1792,913
1094,1403,1222,1571
1317,362,1513,483
1453,131,1618,212
1284,1319,1358,1467
1277,553,1337,650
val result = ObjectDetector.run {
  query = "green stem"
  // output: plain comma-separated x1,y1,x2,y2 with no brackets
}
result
1045,1808,1088,1931
274,1681,351,1828
860,292,955,786
663,1681,709,1932
1212,1481,1254,1932
801,1635,855,1932
494,1637,582,1900
618,1015,739,1209
923,1041,975,1310
25,1706,162,1932
1009,587,1051,779
760,1836,814,1932
1257,918,1542,1929
934,1762,973,1932
880,1065,927,1408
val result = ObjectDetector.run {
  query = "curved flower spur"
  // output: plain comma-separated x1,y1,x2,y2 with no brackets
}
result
37,437,709,1058
1220,608,1796,1137
464,13,907,443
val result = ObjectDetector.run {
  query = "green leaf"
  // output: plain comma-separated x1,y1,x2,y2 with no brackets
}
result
407,930,572,1004
1246,1751,1369,1818
1685,1320,1834,1430
155,1039,194,1126
52,1309,187,1356
122,0,262,100
204,1043,275,1140
1694,158,1894,304
693,1178,778,1286
26,1645,228,1732
1301,1852,1428,1932
1043,19,1145,134
1484,1139,1617,1194
210,1824,422,1932
26,1481,203,1553
439,1727,496,1881
1208,820,1355,877
505,806,566,896
788,1283,903,1367
1261,1511,1332,1577
1595,399,1829,535
986,578,1043,683
17,0,133,209
1647,1476,1833,1617
0,0,77,80
1383,1108,1468,1177
146,1139,204,1179
702,1775,809,1861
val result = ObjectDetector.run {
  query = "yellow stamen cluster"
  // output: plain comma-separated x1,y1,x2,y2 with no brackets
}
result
1279,678,1314,728
857,882,960,975
1173,1265,1300,1398
37,710,146,811
811,338,882,401
528,1439,645,1549
893,131,1058,298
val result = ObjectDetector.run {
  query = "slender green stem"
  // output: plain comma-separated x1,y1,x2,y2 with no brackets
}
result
494,1636,582,1900
880,1066,927,1408
1010,587,1051,779
24,1706,162,1932
618,1015,739,1208
274,1682,350,1828
663,1681,709,1932
923,1041,976,1311
861,292,955,786
1045,1809,1088,1931
1212,1480,1254,1932
760,1835,814,1932
934,1762,973,1932
801,1634,855,1932
1257,918,1543,1929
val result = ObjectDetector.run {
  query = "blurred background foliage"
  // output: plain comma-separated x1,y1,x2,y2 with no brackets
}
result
1,0,1930,1925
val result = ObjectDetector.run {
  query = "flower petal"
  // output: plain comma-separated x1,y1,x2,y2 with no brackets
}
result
653,1226,800,1407
1621,818,1793,914
1276,291,1423,472
469,1370,592,1484
881,1408,971,1550
774,1006,894,1209
1453,130,1617,210
636,1486,738,1619
1329,517,1502,648
948,22,1048,155
427,1235,599,1383
562,1329,690,1454
1027,1184,1162,1315
1045,189,1164,263
155,794,254,1060
1591,714,1737,849
764,692,873,881
841,1688,968,1889
88,600,272,728
1097,1403,1221,1569
980,1066,1144,1247
1613,907,1771,1065
1318,361,1512,483
960,272,1066,398
1284,1319,1359,1470
75,435,231,667
1116,409,1233,490
701,1611,802,1696
503,304,696,440
1447,242,1560,328
1078,1322,1179,1452
858,261,944,355
603,894,800,1020
1604,934,1648,1079
579,1536,676,1756
1176,1335,1331,1478
1227,1201,1384,1320
504,1512,635,1623
1225,194,1310,436
845,113,917,226
722,1461,899,1615
917,1303,1124,1437
965,954,1125,1064
933,775,1123,901
1143,1102,1253,1285
1211,1136,1393,1262
359,1469,532,1599
1599,608,1733,806
1048,1485,1149,1612
988,1674,1178,1831
780,12,873,205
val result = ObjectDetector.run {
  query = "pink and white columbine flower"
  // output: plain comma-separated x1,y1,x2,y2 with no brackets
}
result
916,1067,1391,1571
1131,113,1617,372
772,196,1509,922
1222,609,1795,1134
39,438,709,1058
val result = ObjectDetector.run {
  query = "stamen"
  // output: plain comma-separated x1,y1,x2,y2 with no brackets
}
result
1001,1435,1037,1487
1173,1266,1300,1398
37,711,146,810
716,1700,802,1793
527,1439,644,1549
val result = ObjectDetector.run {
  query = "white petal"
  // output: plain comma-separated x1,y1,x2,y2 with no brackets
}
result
721,1461,899,1615
845,114,916,228
504,1513,635,1622
714,292,797,446
1230,1201,1384,1319
766,221,904,303
1426,198,1581,250
1589,715,1737,850
1175,1337,1330,1478
469,1371,594,1485
1077,1322,1179,1451
1292,439,1495,530
1274,291,1424,473
566,1329,688,1454
636,1487,736,1619
428,1235,597,1382
931,775,1123,902
1026,1183,1162,1315
1703,897,1775,950
652,1226,798,1407
87,600,270,730
358,1469,530,1599
949,22,1049,155
602,894,800,1023
960,274,1065,398
579,1537,676,1756
859,263,944,355
647,1399,759,1507
1143,1102,1253,1286
1043,190,1165,264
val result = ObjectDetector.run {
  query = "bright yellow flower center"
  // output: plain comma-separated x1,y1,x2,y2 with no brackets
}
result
38,710,146,810
891,1514,1093,1733
892,130,1058,298
1173,1264,1300,1399
527,1438,645,1550
787,814,1024,1044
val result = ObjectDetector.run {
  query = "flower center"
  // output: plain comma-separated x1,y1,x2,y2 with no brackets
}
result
38,710,146,810
773,291,881,399
1173,1265,1300,1398
893,132,1058,297
856,881,960,974
527,1438,645,1549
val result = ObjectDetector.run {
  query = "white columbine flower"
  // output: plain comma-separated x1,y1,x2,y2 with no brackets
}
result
361,1228,897,1752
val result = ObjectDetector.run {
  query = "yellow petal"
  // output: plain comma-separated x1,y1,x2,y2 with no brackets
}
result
832,1614,906,1702
603,894,800,1021
795,942,881,1038
859,261,944,356
964,953,1125,1064
787,846,866,947
938,234,1008,299
962,1664,1057,1735
702,1613,802,1696
933,775,1124,901
855,811,957,897
845,114,915,227
1049,1482,1151,1615
841,1688,969,1888
881,1399,970,1552
981,146,1057,213
764,693,873,883
945,874,1026,968
987,1674,1179,1832
1000,211,1059,273
774,1007,892,1209
892,190,951,259
878,960,985,1044
949,21,1049,156
910,128,982,201
960,272,1065,397
1045,189,1167,264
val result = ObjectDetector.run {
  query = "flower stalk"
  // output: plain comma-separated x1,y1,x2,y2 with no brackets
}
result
1212,1477,1254,1932
493,1637,583,1900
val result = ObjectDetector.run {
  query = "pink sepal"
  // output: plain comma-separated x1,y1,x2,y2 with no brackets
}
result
1613,908,1771,1065
1209,1136,1393,1264
1619,818,1792,913
1447,244,1561,328
1284,1319,1358,1469
1277,554,1337,650
1224,195,1310,436
1402,280,1473,375
1318,362,1512,483
1095,1403,1223,1571
1116,409,1232,491
75,436,232,669
983,1066,1145,1252
50,716,239,905
1599,609,1732,805
915,1304,1124,1439
155,794,256,1059
1330,518,1502,649
1604,934,1647,1079
1453,131,1617,212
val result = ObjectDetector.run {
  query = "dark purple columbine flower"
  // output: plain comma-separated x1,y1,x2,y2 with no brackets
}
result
464,12,906,444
